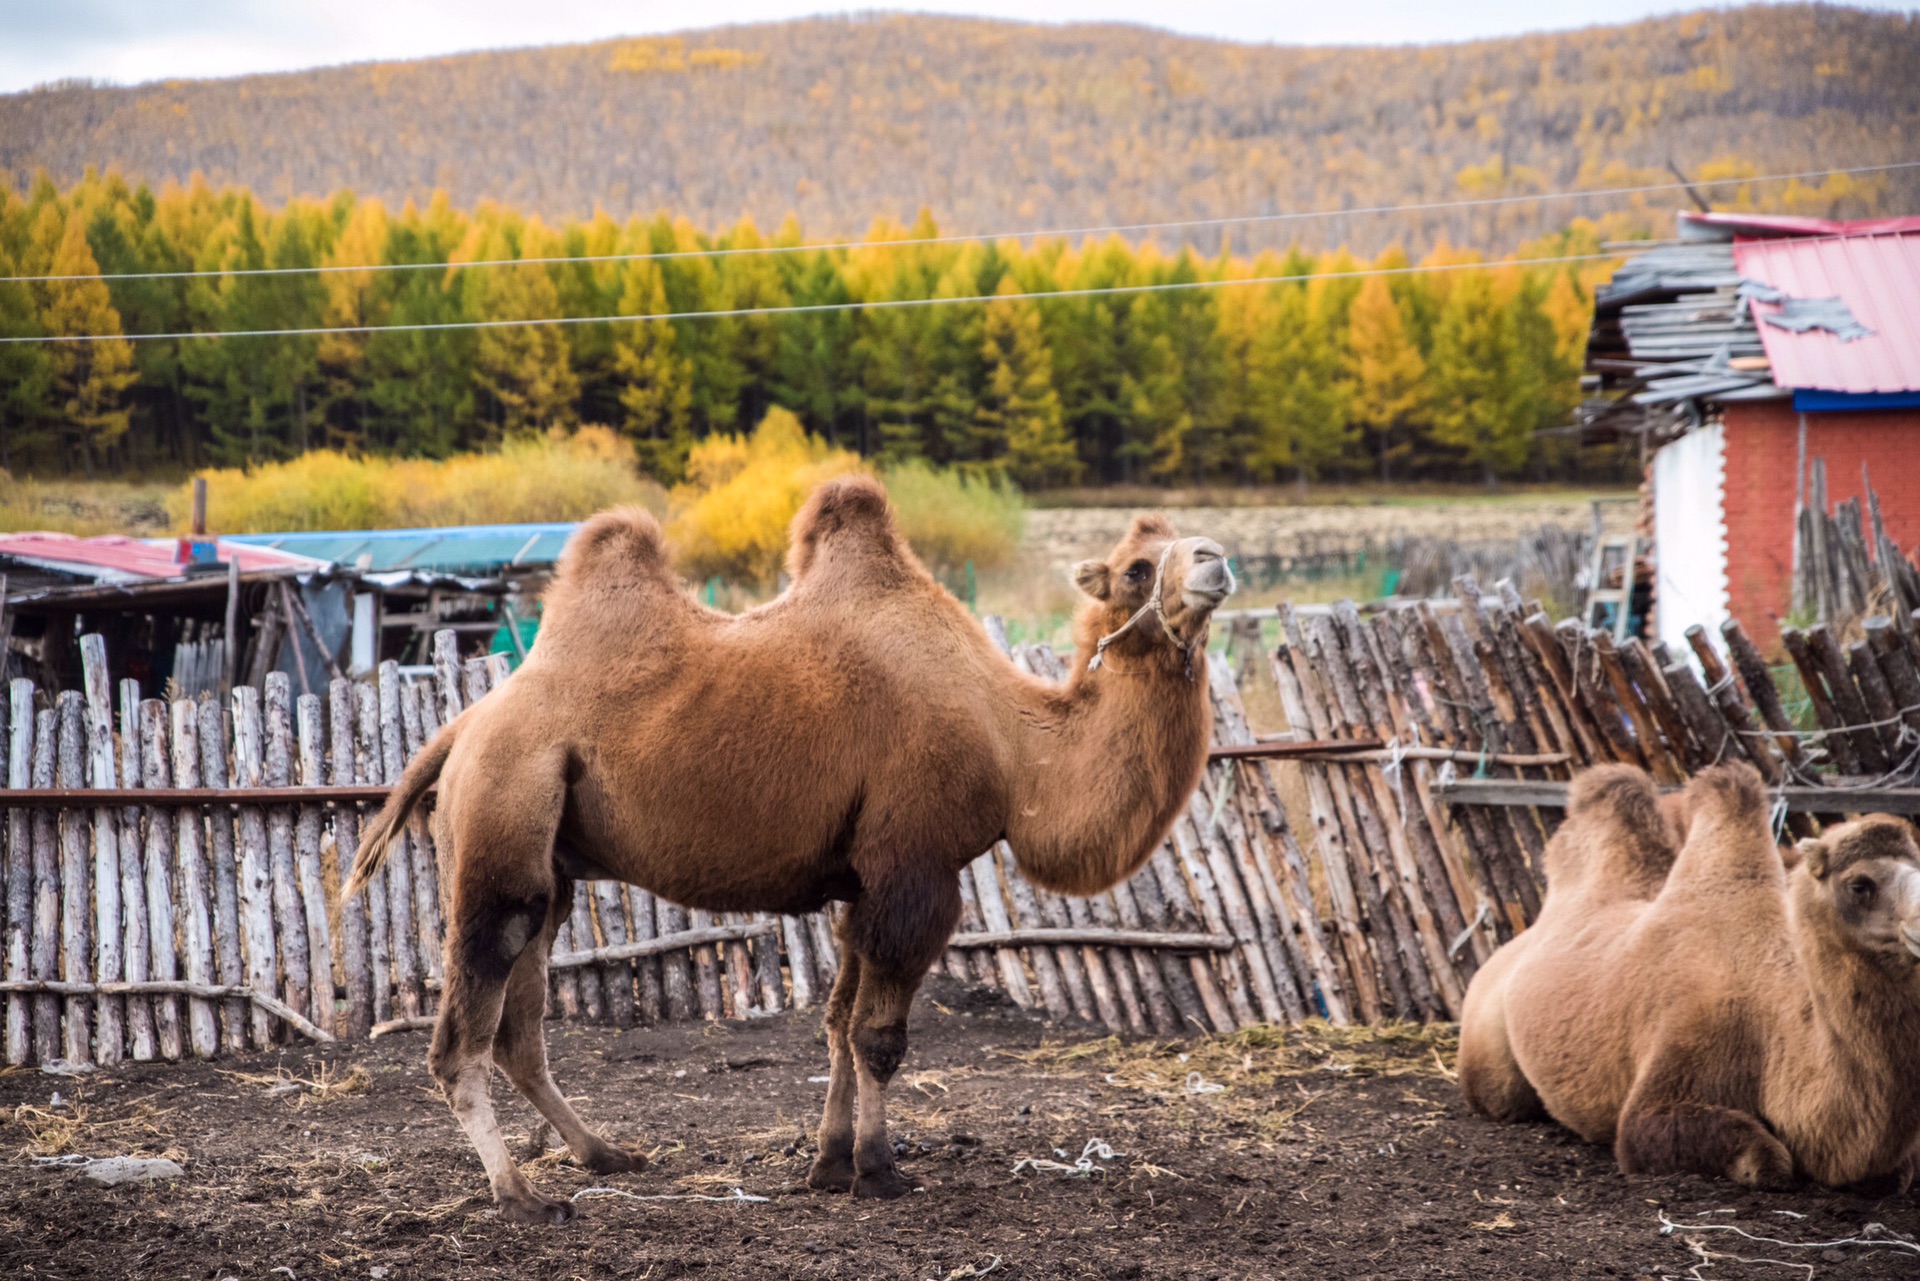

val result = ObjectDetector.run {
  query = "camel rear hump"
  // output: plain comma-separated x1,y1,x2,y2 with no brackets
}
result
785,474,920,584
1542,764,1676,901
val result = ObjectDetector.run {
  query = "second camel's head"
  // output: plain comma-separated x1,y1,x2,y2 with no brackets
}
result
1070,513,1234,673
1794,815,1920,967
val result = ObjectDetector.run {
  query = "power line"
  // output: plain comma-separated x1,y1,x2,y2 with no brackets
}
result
2,251,1624,344
5,159,1917,286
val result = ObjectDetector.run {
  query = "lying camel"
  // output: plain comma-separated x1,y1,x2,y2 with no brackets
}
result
345,475,1234,1222
1460,762,1920,1189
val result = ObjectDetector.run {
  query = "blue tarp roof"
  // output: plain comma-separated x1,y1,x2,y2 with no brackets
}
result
226,522,576,573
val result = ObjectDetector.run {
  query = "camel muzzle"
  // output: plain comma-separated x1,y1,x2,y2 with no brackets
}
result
1181,541,1235,608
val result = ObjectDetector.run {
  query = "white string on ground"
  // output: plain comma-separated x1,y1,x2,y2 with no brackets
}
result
1012,1138,1121,1177
1182,1071,1225,1095
1658,1211,1920,1258
570,1186,769,1204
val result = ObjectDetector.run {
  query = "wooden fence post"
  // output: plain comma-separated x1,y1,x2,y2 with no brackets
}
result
4,680,31,1063
137,700,183,1059
169,700,219,1057
196,697,248,1052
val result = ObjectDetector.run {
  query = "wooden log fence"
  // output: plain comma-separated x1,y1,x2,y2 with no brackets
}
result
1,596,1915,1067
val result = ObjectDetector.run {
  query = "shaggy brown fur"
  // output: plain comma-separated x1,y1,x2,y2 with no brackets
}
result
345,475,1234,1223
1460,762,1920,1190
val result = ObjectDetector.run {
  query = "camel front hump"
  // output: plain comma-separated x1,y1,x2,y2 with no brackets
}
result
1462,762,1920,1192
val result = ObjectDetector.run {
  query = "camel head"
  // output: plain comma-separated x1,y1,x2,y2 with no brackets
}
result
1795,816,1920,966
1071,514,1234,675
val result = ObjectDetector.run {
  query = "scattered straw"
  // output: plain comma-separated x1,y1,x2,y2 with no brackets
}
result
219,1061,371,1109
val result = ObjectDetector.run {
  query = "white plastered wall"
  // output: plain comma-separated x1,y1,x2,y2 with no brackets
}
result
1651,421,1730,657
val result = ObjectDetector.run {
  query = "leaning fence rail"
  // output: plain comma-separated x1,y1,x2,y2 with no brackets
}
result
3,595,1916,1067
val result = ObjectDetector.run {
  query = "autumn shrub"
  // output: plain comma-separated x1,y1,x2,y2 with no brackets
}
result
880,458,1023,576
174,426,665,533
667,407,1024,589
0,470,175,535
666,407,862,586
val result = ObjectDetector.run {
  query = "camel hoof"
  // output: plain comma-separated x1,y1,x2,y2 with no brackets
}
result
807,1153,856,1193
496,1192,576,1226
580,1143,648,1176
851,1165,921,1199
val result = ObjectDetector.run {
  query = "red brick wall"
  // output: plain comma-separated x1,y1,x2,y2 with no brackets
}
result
1719,400,1920,651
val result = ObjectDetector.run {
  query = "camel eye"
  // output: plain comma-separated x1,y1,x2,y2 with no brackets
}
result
1847,877,1876,902
1126,560,1153,583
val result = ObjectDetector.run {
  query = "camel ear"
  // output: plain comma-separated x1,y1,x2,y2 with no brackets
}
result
1071,559,1112,601
1797,837,1829,879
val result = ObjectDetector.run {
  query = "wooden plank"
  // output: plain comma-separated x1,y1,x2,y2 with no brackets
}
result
352,682,393,1027
432,631,465,724
168,700,219,1057
966,848,1035,1011
115,678,157,1061
590,880,637,1026
327,680,372,1038
625,887,665,1023
4,680,31,1063
79,639,126,1064
1809,624,1889,773
398,682,445,991
374,663,423,1017
229,687,280,1048
549,921,783,969
684,908,721,1019
197,697,248,1052
293,695,336,1036
653,898,695,1020
0,979,332,1044
1437,777,1920,814
780,913,816,1011
29,706,59,1061
137,701,183,1059
1269,634,1384,1020
263,675,312,1030
55,694,93,1062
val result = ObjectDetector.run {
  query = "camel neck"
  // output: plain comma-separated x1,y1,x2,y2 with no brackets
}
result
1785,890,1920,1149
999,649,1214,897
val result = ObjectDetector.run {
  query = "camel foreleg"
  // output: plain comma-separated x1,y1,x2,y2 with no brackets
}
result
1616,1100,1796,1189
807,946,863,1192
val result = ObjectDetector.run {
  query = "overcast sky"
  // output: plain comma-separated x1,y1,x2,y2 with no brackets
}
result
2,1,1914,94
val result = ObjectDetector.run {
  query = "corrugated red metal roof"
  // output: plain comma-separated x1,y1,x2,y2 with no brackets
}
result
1733,231,1920,395
0,533,327,582
1682,210,1920,239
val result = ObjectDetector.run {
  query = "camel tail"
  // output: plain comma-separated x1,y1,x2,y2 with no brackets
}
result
343,719,459,899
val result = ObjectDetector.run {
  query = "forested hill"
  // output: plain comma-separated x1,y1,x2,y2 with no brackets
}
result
6,5,1919,255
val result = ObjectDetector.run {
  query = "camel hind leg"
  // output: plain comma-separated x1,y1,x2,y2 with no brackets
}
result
427,750,576,1224
492,877,647,1176
1458,1008,1545,1123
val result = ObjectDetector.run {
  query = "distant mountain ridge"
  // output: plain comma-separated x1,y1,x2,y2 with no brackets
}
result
4,5,1918,254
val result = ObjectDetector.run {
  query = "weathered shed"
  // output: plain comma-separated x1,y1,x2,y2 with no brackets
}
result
1581,211,1920,652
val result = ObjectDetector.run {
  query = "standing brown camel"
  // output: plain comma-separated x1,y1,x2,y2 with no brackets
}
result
1460,762,1920,1189
345,475,1234,1223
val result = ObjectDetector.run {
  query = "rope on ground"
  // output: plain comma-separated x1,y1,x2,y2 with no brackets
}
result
570,1186,769,1204
1012,1138,1121,1177
1656,1211,1920,1280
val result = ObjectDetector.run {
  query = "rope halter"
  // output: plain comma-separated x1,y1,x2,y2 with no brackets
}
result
1086,540,1198,682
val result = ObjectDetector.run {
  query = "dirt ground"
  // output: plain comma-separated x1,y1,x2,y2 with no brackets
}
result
3,978,1915,1280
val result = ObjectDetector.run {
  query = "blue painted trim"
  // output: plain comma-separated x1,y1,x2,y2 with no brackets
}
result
1792,389,1920,412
